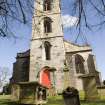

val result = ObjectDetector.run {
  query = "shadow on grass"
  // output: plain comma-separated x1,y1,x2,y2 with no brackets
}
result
0,99,23,105
81,100,105,105
0,95,105,105
47,96,64,105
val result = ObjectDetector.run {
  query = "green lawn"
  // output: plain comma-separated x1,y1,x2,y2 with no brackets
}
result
0,95,105,105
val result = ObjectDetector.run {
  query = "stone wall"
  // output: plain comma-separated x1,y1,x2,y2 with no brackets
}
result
65,42,101,91
30,0,65,93
30,37,65,92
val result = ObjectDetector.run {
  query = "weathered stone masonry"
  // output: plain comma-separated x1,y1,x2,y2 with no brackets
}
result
11,0,102,94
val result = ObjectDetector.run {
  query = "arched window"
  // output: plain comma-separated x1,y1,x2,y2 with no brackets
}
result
75,54,85,74
44,17,52,33
44,41,51,60
43,0,52,11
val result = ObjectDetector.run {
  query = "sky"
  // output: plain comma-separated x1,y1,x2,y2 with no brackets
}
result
0,0,105,81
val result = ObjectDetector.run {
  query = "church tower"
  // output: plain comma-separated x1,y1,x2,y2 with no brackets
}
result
29,0,65,92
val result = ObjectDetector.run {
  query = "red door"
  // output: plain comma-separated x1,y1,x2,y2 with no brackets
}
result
40,68,51,88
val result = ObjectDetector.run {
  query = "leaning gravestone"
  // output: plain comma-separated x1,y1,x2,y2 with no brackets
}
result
80,75,100,101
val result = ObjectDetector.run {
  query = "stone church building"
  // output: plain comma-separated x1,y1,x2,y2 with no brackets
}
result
11,0,101,93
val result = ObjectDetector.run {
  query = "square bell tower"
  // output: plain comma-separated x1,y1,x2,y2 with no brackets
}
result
29,0,65,92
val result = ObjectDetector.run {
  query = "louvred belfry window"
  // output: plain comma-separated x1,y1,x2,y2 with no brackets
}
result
44,41,51,60
44,17,52,33
43,0,51,11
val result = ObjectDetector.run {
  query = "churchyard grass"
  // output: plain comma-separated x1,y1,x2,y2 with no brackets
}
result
0,95,105,105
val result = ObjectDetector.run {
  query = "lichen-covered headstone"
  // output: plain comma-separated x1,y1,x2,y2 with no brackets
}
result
81,75,100,101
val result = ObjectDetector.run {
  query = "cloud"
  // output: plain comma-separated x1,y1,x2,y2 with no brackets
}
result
62,15,78,28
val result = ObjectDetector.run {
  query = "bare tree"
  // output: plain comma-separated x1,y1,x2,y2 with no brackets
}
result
61,0,105,43
0,67,10,92
0,0,34,38
0,0,105,42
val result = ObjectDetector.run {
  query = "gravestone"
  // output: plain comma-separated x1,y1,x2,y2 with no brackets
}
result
80,75,100,101
11,82,48,104
62,87,80,105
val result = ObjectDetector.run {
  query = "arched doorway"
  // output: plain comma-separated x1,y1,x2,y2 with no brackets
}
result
39,66,51,88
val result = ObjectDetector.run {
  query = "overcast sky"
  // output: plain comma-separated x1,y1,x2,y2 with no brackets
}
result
0,0,105,80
